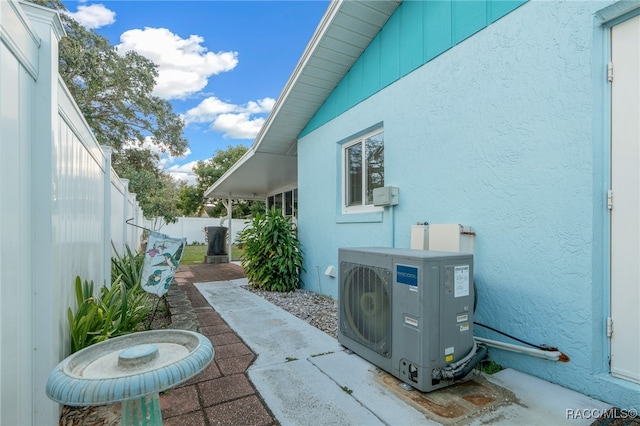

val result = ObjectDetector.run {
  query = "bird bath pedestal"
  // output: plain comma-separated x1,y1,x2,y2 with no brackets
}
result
46,330,213,425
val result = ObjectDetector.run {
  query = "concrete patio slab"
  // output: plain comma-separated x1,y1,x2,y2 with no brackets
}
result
195,279,613,426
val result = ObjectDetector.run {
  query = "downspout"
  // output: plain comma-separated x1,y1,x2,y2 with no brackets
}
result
390,204,396,248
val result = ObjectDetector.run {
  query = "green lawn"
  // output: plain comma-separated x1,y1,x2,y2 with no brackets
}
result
180,244,244,265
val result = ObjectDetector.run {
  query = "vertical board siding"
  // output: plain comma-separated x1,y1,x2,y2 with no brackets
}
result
361,37,381,100
452,1,488,44
400,1,424,76
379,11,401,88
301,0,526,136
53,116,105,294
0,43,35,426
424,1,453,61
348,58,364,106
111,173,126,253
490,0,527,22
0,2,147,424
160,217,248,245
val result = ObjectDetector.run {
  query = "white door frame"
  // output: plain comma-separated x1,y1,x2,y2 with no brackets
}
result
609,14,640,384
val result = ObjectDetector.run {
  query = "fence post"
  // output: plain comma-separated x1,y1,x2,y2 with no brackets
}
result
22,3,65,424
121,178,129,254
102,146,112,286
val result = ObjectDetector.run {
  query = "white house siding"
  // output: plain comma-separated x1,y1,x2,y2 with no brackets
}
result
297,0,639,413
0,2,147,424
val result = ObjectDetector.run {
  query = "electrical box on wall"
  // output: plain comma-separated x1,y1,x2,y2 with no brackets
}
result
410,224,475,254
429,224,475,254
372,186,399,206
410,224,429,250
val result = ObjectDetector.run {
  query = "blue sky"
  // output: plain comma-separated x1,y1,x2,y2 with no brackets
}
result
61,1,330,184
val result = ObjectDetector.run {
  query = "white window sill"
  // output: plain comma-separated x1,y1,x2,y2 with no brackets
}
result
335,211,383,223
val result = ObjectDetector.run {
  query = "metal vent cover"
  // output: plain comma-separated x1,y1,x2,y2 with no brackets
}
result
339,261,392,358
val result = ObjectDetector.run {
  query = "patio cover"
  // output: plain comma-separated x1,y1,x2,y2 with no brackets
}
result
204,0,401,200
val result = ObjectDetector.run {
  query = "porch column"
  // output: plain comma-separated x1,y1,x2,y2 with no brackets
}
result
227,193,232,262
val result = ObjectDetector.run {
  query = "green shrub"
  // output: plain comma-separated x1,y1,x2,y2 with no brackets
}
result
67,276,151,353
238,208,304,292
111,244,144,289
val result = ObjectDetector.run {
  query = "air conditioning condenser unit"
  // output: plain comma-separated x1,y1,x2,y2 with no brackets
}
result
338,247,484,392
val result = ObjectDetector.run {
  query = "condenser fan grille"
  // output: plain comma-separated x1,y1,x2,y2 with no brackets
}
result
340,262,391,358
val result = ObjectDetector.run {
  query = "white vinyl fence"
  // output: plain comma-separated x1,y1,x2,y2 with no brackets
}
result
0,2,149,424
158,216,250,245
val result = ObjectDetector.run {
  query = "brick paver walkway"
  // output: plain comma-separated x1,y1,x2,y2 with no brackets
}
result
161,263,277,426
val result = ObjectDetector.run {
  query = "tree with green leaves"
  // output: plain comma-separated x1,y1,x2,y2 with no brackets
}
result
28,0,187,224
190,145,265,218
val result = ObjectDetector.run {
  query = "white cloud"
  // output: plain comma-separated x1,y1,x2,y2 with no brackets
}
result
183,97,238,124
167,161,198,186
116,28,238,100
245,98,276,114
183,96,275,139
66,4,115,29
211,113,266,139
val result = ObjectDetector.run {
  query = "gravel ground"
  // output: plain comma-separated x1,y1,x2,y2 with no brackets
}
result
245,286,338,338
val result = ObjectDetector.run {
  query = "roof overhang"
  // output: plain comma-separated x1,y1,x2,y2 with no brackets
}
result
204,150,297,200
204,0,401,200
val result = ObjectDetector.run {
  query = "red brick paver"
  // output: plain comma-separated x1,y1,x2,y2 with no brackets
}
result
160,263,277,425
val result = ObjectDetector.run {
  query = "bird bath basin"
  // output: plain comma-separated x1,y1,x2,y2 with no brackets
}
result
46,330,213,425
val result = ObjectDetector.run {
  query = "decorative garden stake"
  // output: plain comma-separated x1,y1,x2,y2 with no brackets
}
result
46,330,213,425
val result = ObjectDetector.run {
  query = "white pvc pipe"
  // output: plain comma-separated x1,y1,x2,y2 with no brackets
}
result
474,337,563,361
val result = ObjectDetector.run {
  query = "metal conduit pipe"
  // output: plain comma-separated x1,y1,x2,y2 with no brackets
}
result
474,337,564,362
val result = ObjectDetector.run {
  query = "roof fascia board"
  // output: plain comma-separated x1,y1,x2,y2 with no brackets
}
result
205,0,343,198
250,0,343,154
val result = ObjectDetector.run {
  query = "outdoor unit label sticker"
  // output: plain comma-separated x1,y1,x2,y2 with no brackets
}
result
396,264,418,291
445,346,455,362
454,265,470,298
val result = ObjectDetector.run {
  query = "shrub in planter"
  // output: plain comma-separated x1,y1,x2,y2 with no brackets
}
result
239,208,304,292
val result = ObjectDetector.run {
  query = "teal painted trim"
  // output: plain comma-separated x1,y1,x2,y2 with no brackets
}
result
362,37,381,99
591,5,640,380
334,77,349,113
379,11,401,88
424,1,452,62
491,0,527,22
400,1,424,76
299,0,526,138
452,1,487,44
349,58,364,105
591,11,612,378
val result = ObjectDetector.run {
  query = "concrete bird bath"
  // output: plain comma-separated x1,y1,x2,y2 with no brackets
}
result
46,330,213,425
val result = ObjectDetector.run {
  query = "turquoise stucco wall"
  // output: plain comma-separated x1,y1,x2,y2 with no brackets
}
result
297,0,640,412
301,0,526,137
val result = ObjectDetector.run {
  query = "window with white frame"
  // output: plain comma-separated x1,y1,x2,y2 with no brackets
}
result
343,129,384,212
267,189,297,218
